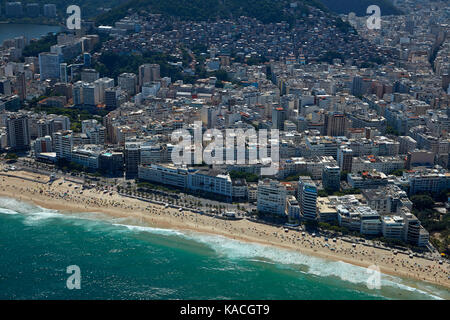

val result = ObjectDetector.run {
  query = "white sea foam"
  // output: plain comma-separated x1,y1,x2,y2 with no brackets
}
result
112,223,186,237
0,196,446,299
171,231,446,299
0,197,38,214
0,197,61,223
0,197,110,226
101,223,446,299
0,208,19,215
22,210,64,225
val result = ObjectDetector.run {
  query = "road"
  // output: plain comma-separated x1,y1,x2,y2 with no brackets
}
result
9,157,257,216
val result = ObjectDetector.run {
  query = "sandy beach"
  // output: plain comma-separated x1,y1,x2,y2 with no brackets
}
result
0,168,449,290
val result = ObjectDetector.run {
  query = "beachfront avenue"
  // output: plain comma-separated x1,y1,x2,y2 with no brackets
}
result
179,304,270,317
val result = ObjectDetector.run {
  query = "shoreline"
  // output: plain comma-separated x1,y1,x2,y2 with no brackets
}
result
0,170,449,292
0,21,62,27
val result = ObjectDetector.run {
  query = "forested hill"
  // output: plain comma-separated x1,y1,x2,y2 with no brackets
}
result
319,0,403,16
95,0,330,25
0,0,127,18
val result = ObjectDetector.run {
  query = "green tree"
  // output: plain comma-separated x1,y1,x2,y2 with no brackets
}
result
411,195,434,210
391,169,405,177
5,153,18,160
22,33,57,57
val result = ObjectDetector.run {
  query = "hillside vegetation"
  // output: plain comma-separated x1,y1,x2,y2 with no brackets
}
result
0,0,127,18
319,0,403,16
95,0,329,25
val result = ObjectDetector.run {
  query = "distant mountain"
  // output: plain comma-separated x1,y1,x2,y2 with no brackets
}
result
96,0,330,25
319,0,403,16
0,0,127,18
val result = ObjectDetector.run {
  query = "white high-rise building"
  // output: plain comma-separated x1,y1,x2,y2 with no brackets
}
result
257,179,287,216
287,196,301,220
382,216,404,240
82,119,105,145
82,82,100,106
138,64,160,87
53,130,73,160
72,81,83,105
43,4,56,17
94,77,114,103
299,177,317,220
51,116,71,132
141,82,161,97
39,52,61,81
60,63,68,83
80,69,99,83
140,144,162,165
34,136,53,154
118,73,137,95
201,105,217,129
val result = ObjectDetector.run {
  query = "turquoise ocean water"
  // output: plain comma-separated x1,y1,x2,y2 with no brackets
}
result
0,197,448,300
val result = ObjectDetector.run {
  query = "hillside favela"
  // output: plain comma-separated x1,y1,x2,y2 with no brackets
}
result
0,0,449,303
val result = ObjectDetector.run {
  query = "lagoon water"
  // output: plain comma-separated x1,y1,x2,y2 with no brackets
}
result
0,23,61,44
0,197,448,300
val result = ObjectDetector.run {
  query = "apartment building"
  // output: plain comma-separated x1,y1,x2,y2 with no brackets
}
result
257,179,287,216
